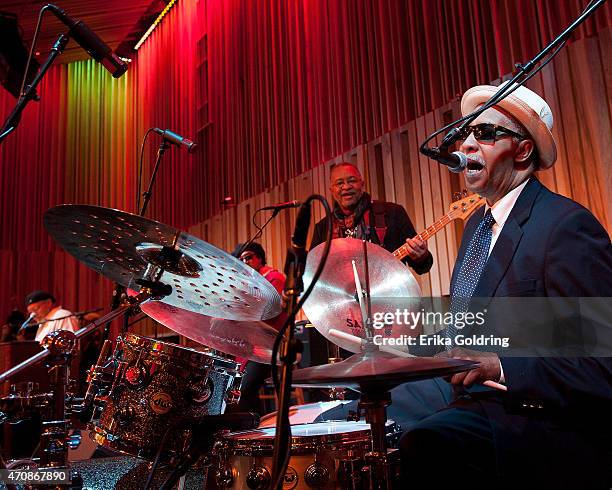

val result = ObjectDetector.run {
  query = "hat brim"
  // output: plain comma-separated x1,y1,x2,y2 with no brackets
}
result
461,85,557,169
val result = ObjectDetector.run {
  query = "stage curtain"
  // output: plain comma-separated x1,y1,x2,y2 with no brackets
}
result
0,0,610,319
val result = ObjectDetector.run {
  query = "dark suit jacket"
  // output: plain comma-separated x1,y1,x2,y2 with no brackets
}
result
452,178,612,486
311,200,433,275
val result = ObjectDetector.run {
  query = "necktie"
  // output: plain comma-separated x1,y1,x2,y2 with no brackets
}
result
447,209,495,347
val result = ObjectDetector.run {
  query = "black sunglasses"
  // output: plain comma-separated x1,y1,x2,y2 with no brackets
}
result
456,123,526,144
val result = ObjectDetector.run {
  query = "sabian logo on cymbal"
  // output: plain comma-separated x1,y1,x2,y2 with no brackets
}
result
150,392,173,414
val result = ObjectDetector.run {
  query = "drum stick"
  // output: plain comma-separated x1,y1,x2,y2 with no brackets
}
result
327,329,507,392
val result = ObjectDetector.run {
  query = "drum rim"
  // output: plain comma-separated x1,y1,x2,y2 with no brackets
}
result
121,333,239,371
219,421,389,454
91,423,179,461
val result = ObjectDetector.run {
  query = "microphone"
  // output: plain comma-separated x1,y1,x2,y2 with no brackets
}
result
291,201,312,252
193,412,260,432
422,147,468,173
47,4,128,78
283,201,311,296
153,128,197,153
18,312,36,333
260,200,301,211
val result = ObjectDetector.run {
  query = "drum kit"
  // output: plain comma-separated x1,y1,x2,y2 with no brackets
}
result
0,204,478,489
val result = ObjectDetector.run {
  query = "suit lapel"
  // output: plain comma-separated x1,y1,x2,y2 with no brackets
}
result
472,178,543,300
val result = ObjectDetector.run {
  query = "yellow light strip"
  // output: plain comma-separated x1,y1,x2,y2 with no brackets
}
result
134,0,177,51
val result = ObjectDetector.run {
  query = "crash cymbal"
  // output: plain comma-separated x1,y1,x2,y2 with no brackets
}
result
292,349,479,389
138,299,279,364
44,205,281,321
302,238,421,353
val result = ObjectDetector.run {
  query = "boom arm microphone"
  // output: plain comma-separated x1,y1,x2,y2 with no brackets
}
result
47,4,128,78
260,200,301,211
18,312,36,333
421,147,468,173
153,128,197,153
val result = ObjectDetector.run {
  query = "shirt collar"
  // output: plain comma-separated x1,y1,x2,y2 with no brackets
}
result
485,178,530,227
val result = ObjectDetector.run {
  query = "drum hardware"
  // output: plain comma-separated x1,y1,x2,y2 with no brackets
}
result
0,289,167,485
326,345,346,401
0,382,51,423
143,412,260,490
212,420,401,490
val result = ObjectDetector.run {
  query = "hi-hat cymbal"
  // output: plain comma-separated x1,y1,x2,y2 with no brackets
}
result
138,299,279,364
292,349,478,389
44,205,281,321
302,238,421,353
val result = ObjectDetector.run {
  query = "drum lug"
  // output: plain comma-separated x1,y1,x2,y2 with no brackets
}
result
338,458,364,489
215,466,234,488
246,465,271,489
304,463,330,488
346,409,361,422
116,406,135,425
225,372,243,406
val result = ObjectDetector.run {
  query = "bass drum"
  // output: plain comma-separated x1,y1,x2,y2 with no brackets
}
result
211,420,401,489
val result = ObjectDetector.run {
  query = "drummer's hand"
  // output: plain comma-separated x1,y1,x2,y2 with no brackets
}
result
436,347,501,387
404,236,429,262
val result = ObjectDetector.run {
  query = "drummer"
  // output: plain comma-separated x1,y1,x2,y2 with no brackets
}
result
232,242,287,415
24,290,78,344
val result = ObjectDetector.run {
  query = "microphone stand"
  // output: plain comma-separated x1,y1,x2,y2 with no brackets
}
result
234,207,284,258
270,195,332,490
140,141,170,217
420,0,608,157
102,140,171,341
0,33,69,143
25,307,105,329
270,247,305,489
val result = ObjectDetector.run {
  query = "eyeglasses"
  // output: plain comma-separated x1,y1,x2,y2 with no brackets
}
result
332,177,361,189
455,123,526,144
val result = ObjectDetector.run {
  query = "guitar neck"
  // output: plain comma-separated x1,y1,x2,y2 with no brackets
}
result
392,212,454,261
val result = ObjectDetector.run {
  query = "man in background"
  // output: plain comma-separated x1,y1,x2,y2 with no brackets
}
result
25,290,78,344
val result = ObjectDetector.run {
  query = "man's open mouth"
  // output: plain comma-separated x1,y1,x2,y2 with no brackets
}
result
466,159,485,173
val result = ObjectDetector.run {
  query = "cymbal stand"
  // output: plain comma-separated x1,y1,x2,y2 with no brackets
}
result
326,342,345,400
352,240,393,489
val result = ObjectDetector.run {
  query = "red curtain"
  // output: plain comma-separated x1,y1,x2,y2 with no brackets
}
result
0,0,610,318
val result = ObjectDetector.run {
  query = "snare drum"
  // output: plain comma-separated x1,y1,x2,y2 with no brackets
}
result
90,333,241,461
212,421,401,489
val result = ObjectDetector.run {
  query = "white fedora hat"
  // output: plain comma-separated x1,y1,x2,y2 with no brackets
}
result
461,81,557,169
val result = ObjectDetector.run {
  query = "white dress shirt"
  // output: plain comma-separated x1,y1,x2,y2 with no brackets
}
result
484,179,530,257
480,178,530,384
35,307,79,343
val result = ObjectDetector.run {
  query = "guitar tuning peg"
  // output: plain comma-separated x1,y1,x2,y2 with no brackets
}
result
452,192,461,201
462,189,468,197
